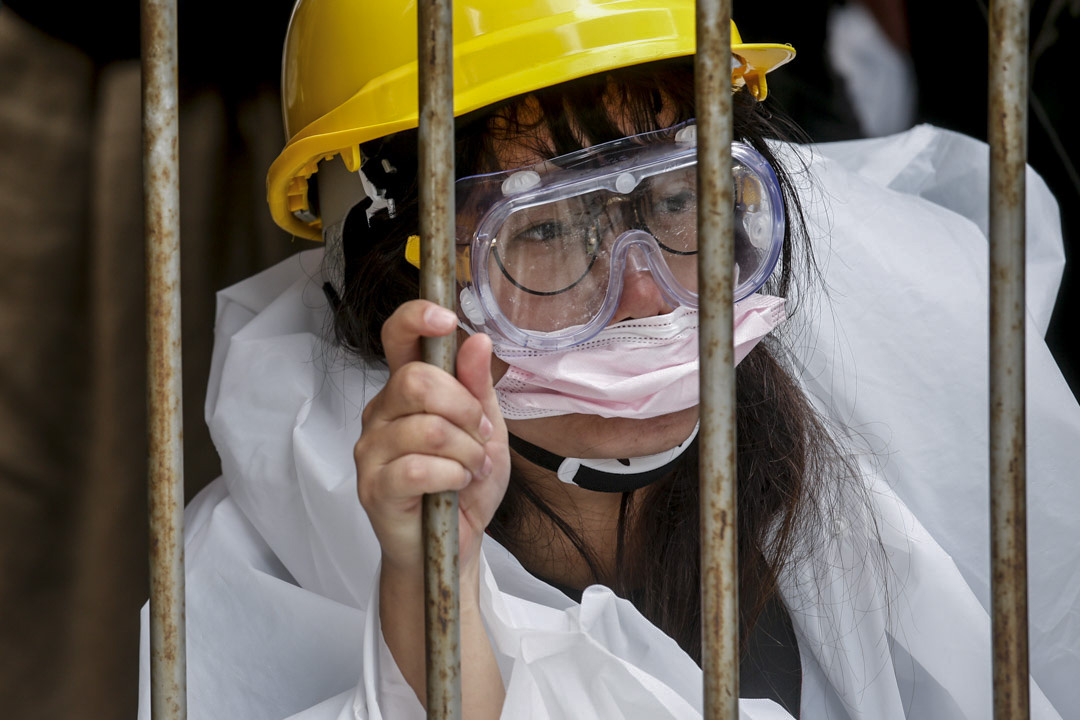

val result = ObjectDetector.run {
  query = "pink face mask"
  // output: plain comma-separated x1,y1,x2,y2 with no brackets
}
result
493,294,786,420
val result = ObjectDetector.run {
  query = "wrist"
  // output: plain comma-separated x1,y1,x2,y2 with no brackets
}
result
380,551,484,613
380,556,424,598
459,555,483,614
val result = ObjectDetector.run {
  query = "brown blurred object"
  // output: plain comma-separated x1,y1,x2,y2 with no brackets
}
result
858,0,911,51
734,0,864,142
0,8,315,719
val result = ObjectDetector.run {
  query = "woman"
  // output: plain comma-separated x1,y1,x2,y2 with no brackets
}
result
334,50,820,720
140,1,1079,718
322,18,848,717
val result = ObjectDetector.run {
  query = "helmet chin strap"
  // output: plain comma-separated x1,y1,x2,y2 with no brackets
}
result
506,423,700,493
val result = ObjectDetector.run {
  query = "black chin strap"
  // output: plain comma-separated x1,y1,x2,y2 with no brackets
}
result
506,430,698,493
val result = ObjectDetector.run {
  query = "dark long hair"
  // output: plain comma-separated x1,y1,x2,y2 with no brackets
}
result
328,59,868,663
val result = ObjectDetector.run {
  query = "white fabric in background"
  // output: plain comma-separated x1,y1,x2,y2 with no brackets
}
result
790,124,1076,717
827,2,917,137
138,125,1077,719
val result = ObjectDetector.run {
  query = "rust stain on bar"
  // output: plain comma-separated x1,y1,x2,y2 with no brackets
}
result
141,0,187,718
417,0,463,718
989,0,1030,718
695,1,738,718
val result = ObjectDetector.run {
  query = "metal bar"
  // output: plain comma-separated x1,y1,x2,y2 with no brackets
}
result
695,1,738,718
417,0,462,718
141,0,187,718
988,0,1030,717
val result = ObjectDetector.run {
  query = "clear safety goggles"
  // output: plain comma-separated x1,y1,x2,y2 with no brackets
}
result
407,121,785,351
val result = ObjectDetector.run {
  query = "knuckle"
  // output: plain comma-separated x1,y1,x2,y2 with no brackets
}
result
356,474,375,508
397,363,431,400
400,456,428,488
360,386,389,426
380,306,405,345
465,400,484,427
353,438,368,466
381,301,419,345
360,399,377,426
420,416,449,450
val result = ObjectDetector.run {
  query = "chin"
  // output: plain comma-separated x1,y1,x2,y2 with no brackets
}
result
505,406,700,459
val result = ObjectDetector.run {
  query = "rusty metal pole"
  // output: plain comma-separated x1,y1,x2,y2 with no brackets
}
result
696,1,738,718
989,0,1030,718
141,0,187,718
417,0,462,718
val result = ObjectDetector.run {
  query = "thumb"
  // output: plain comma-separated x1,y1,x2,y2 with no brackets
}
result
455,333,506,439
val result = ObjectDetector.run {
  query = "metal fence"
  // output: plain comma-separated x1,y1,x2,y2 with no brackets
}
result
141,0,1033,718
142,1,186,719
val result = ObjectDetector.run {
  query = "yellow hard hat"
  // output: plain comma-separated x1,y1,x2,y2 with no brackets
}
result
268,0,796,240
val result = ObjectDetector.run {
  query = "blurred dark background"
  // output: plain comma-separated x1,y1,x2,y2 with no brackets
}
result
0,2,312,717
737,0,1078,400
0,1,1073,718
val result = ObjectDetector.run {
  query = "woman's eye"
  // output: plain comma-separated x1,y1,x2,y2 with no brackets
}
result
657,190,694,214
513,220,564,244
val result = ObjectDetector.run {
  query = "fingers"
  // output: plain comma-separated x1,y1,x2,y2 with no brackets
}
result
356,353,496,517
381,299,458,373
357,310,509,576
455,333,505,438
368,413,492,481
363,361,491,444
452,332,511,544
358,451,478,574
363,454,476,508
455,332,493,401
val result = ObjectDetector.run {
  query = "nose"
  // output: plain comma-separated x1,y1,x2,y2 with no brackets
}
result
610,247,675,323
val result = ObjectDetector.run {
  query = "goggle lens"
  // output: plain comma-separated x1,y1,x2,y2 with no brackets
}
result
431,122,784,350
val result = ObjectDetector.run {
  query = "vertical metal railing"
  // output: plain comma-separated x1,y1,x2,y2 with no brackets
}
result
417,0,463,718
136,1,1035,717
988,0,1030,717
141,0,187,719
695,1,738,718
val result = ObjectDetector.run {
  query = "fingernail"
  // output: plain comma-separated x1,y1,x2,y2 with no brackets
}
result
479,414,493,440
423,305,457,332
480,455,493,478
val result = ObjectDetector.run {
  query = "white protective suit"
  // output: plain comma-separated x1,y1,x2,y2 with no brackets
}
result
138,125,1080,719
